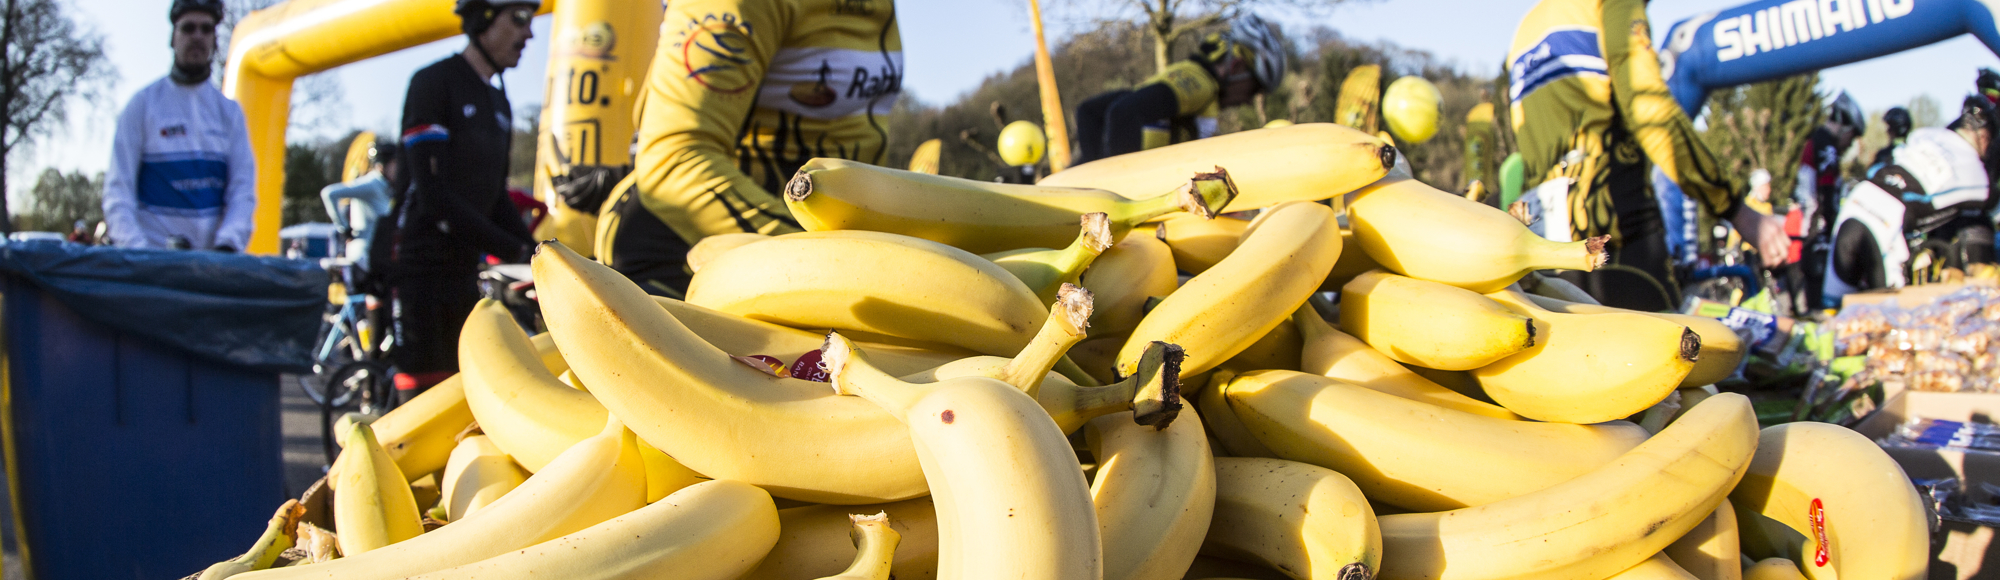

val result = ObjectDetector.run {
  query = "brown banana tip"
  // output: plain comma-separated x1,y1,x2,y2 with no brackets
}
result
1080,213,1114,253
1378,144,1399,170
1338,562,1374,580
1680,327,1702,362
1159,342,1185,410
1523,318,1538,348
1057,283,1094,330
782,171,814,202
1153,222,1168,241
1585,235,1610,271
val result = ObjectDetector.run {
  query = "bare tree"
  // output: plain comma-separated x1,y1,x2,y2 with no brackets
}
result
1054,0,1371,73
0,0,113,233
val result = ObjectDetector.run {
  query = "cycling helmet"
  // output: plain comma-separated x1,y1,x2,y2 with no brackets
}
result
369,142,400,167
1979,68,1999,103
455,0,539,36
1956,95,1996,133
1227,14,1286,90
1883,106,1913,140
170,0,223,23
1828,91,1866,134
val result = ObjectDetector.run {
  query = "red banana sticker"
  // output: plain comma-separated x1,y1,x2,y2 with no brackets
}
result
1809,498,1830,567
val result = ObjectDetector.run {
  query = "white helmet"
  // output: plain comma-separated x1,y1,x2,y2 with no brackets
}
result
1228,14,1286,90
1828,91,1866,134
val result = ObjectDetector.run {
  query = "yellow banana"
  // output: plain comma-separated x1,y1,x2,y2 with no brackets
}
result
1119,202,1342,378
1080,224,1179,337
637,439,708,504
686,232,772,274
461,299,607,472
1340,270,1536,371
536,241,925,504
686,230,1049,356
744,498,939,580
653,296,965,376
1523,294,1745,388
1202,457,1380,580
1348,177,1607,293
330,420,424,556
438,434,527,522
1666,499,1742,580
825,333,1103,580
1294,305,1518,420
1216,319,1301,375
1476,289,1698,424
1376,393,1758,580
815,513,901,580
1729,422,1928,580
1197,370,1276,459
1157,213,1249,275
1326,229,1381,291
459,302,709,502
1744,559,1808,580
1403,364,1490,402
787,157,1236,253
1087,409,1215,580
1182,555,1296,580
350,332,561,482
1605,554,1702,580
242,415,648,580
1042,123,1396,210
1221,369,1649,512
403,480,780,580
983,213,1114,305
198,500,305,579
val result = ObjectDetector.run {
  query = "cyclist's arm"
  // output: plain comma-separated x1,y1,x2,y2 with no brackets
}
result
399,67,532,262
322,181,360,233
629,0,799,245
1601,0,1740,221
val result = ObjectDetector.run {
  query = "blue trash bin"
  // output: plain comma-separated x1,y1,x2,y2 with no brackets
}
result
0,241,324,580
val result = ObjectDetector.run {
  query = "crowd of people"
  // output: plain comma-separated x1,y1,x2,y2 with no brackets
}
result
93,0,1998,403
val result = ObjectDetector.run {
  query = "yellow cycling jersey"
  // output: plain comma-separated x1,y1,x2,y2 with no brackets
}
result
1144,60,1221,118
1509,0,1737,243
628,0,902,243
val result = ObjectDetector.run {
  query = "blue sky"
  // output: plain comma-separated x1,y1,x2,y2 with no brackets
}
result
21,0,1997,205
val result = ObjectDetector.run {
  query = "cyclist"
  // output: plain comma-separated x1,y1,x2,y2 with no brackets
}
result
1508,0,1786,311
1070,15,1285,165
321,140,398,270
1870,107,1914,173
594,0,905,297
377,0,538,402
102,0,257,252
1770,92,1866,314
1823,96,1995,305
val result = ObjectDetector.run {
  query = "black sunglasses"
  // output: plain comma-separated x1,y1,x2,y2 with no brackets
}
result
178,21,215,35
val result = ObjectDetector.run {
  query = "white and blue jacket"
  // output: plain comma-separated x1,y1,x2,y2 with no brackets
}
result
102,76,257,250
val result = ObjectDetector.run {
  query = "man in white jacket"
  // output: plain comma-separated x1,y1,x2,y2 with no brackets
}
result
101,0,256,251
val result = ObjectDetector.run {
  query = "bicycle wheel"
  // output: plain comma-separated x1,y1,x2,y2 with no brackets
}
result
298,333,360,409
337,360,396,416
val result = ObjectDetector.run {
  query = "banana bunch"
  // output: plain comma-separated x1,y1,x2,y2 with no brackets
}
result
216,123,1938,580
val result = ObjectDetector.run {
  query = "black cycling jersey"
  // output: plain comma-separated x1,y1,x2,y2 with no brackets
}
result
388,54,533,273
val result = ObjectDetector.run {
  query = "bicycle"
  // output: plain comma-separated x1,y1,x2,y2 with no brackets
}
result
301,255,397,465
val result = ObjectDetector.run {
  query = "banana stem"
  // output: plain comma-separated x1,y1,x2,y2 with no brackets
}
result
817,512,901,580
825,333,930,419
997,284,1094,394
1527,235,1611,272
1028,215,1113,304
1042,340,1183,430
1113,168,1240,224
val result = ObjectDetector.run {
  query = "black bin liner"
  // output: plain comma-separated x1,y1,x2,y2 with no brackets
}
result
0,240,327,373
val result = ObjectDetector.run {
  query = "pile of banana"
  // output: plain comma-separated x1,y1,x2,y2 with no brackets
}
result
201,123,1930,580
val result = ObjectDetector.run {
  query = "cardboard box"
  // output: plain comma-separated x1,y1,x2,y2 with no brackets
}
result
1855,391,2000,579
